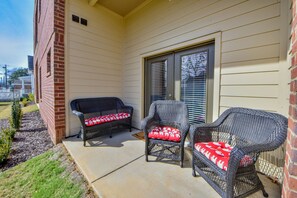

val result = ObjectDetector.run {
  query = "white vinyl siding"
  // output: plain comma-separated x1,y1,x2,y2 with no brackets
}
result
123,0,289,128
121,0,289,181
66,0,124,134
65,0,290,138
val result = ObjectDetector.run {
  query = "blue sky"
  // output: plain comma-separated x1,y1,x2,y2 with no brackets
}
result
0,0,34,74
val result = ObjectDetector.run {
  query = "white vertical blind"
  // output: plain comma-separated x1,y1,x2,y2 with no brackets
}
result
150,60,167,102
180,51,208,124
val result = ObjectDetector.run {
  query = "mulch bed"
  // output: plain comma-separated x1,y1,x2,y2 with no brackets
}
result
0,111,54,171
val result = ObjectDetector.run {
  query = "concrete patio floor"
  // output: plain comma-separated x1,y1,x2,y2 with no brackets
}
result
63,130,281,198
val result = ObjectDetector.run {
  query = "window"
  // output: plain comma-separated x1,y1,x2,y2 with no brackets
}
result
145,43,214,124
47,48,51,76
38,0,41,21
39,67,42,100
34,6,38,48
35,62,39,102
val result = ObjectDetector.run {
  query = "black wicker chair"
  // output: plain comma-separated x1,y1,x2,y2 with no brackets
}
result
190,107,288,198
141,100,189,167
70,97,133,146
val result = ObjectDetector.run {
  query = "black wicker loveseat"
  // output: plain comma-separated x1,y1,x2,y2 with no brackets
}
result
190,107,287,198
70,97,133,146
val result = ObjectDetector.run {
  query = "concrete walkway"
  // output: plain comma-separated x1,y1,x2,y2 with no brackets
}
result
63,130,281,198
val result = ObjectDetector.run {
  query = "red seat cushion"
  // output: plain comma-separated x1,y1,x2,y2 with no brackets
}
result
148,126,181,142
194,142,253,171
85,113,130,127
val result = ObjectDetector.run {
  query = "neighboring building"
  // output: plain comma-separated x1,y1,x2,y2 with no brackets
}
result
11,76,32,95
28,55,34,93
34,0,297,195
11,56,34,96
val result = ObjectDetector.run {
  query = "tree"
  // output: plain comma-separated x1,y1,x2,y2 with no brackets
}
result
8,68,28,85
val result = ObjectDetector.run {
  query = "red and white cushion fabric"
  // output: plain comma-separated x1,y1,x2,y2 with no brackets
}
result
194,142,253,171
148,126,181,142
84,113,130,127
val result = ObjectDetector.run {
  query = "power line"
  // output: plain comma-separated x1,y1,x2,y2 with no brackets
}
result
2,64,8,89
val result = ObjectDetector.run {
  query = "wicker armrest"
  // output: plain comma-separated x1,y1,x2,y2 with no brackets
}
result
190,123,219,143
235,143,274,155
141,116,157,132
72,110,83,117
121,105,133,115
72,110,85,127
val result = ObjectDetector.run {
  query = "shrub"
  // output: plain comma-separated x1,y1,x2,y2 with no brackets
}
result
1,128,16,139
0,129,13,164
28,93,34,102
10,100,22,130
21,98,28,107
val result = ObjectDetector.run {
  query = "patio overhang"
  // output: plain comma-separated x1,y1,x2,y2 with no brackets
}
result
88,0,98,7
90,0,148,16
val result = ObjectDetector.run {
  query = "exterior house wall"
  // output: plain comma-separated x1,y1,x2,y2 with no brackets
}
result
34,0,65,144
38,0,291,161
123,0,290,128
34,0,296,195
65,0,124,135
283,0,297,196
122,0,290,181
65,0,290,137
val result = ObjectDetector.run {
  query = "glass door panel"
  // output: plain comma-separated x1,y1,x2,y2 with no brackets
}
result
145,54,174,115
144,43,214,121
150,60,167,102
175,44,214,124
180,51,208,124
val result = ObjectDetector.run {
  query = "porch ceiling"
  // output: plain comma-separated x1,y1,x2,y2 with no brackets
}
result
96,0,147,16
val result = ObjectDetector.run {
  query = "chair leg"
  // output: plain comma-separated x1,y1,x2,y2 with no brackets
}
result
82,128,86,147
180,161,183,168
109,127,112,138
192,156,196,177
145,139,149,162
262,188,268,197
180,145,184,168
77,131,81,138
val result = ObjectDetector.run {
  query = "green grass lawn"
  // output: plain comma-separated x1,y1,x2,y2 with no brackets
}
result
0,102,11,113
0,102,39,120
0,150,84,198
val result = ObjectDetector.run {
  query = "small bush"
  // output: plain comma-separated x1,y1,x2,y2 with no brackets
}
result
2,128,16,139
21,98,28,107
28,93,34,102
10,100,22,130
0,129,13,164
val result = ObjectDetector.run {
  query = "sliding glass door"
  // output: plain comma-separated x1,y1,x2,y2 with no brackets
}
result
144,43,214,124
144,54,174,114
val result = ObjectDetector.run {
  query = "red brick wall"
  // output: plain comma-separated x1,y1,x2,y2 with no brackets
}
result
283,0,297,197
33,0,65,144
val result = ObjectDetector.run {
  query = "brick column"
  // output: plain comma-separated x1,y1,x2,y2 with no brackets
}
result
283,0,297,197
53,0,66,143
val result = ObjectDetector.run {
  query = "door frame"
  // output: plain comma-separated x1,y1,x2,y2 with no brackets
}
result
140,32,222,122
144,53,174,115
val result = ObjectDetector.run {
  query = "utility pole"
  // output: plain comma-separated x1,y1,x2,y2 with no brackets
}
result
2,65,7,89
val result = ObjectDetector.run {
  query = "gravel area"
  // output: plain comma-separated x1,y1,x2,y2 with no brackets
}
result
0,119,9,129
0,111,54,171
